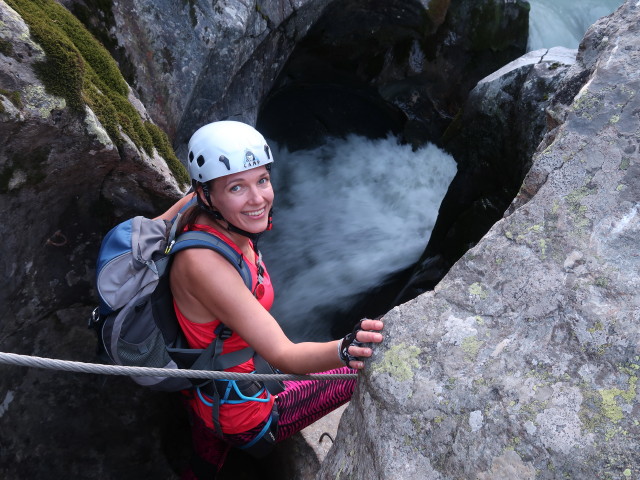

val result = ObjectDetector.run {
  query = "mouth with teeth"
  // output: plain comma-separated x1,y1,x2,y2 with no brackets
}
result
243,207,266,217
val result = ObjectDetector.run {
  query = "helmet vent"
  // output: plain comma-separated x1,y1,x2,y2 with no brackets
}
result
189,151,194,162
197,155,205,167
264,144,271,159
219,155,231,170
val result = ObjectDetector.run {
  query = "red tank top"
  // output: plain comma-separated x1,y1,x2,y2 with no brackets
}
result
174,224,275,434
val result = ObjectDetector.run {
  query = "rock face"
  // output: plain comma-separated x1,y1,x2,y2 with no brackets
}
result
106,0,335,144
0,0,186,330
320,2,639,478
0,2,188,479
396,47,577,303
64,0,529,154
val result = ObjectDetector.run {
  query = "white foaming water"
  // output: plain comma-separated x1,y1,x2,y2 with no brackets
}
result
528,0,623,51
261,135,457,341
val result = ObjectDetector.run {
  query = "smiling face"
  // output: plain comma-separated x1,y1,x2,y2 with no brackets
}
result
207,166,274,234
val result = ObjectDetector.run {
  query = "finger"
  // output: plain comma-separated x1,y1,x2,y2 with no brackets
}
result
349,345,373,358
349,360,364,370
355,330,383,344
349,359,365,370
360,319,384,331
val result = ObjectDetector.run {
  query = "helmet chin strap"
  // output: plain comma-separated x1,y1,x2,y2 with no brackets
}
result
198,182,272,246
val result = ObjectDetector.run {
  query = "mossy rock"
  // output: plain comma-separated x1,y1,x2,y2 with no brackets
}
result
6,0,189,187
0,88,23,111
0,37,14,57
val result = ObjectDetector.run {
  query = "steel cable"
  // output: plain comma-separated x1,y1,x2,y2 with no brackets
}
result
0,352,357,381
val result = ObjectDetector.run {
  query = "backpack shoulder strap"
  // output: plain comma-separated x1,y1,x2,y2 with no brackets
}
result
169,230,253,291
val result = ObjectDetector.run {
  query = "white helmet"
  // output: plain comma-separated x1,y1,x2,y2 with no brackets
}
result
187,121,274,183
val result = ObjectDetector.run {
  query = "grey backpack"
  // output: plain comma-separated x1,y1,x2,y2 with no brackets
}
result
90,214,252,391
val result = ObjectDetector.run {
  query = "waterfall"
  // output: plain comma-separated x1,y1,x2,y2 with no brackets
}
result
528,0,624,51
261,135,457,341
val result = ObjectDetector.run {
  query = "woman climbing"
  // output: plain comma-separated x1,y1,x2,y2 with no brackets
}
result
158,121,384,478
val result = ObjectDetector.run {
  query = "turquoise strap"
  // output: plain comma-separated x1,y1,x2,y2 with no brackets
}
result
239,413,273,450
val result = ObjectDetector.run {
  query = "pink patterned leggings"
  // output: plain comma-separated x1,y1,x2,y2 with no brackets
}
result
181,367,356,479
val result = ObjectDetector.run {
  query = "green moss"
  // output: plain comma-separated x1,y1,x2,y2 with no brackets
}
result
593,277,609,288
82,78,119,141
461,335,482,361
7,0,186,186
620,157,630,170
468,1,529,52
469,282,488,299
0,38,14,57
599,390,623,423
572,91,602,120
582,375,639,436
1,146,50,193
19,4,86,110
145,122,190,185
0,88,24,109
588,321,604,333
565,185,597,231
537,239,547,258
254,1,278,30
372,343,421,382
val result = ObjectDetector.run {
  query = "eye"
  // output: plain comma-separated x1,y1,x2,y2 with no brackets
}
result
258,176,270,186
229,184,242,193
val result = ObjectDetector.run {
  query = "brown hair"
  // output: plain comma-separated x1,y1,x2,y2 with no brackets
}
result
175,203,201,234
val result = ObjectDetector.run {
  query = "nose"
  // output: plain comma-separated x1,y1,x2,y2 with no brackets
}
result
247,185,264,203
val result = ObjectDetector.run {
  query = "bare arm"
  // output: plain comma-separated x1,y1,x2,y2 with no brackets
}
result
154,192,196,221
170,248,383,373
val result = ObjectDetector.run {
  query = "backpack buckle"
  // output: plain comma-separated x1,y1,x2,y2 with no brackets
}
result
88,307,101,328
164,239,176,254
215,324,233,340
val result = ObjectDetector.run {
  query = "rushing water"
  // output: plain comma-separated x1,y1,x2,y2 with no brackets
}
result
261,135,457,341
527,0,624,51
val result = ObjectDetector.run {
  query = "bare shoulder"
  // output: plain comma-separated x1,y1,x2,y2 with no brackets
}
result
154,193,196,221
171,246,242,285
170,245,252,324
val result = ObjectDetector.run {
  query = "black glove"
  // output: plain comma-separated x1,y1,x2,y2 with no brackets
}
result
338,320,365,366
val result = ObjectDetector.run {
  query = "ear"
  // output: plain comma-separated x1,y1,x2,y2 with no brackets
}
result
197,181,219,211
